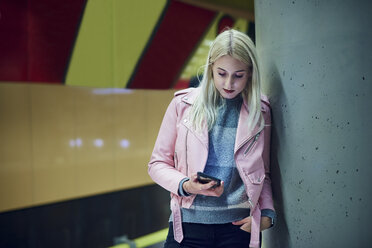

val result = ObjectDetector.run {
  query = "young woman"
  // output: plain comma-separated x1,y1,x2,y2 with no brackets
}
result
148,29,275,248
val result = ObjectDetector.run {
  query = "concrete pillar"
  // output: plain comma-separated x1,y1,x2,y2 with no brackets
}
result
255,0,372,247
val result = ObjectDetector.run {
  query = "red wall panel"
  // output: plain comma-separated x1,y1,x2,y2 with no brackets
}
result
0,1,28,81
0,0,86,83
128,0,216,89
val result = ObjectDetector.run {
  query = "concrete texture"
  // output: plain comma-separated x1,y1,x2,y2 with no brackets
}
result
255,0,372,247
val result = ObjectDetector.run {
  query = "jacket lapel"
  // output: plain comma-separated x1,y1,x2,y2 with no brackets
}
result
181,88,209,149
234,99,260,153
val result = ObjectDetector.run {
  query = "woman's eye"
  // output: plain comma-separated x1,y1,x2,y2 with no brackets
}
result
218,73,226,76
235,74,244,78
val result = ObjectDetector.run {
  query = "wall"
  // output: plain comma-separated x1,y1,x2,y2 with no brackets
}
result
0,83,174,212
0,0,219,89
255,0,372,247
0,184,170,248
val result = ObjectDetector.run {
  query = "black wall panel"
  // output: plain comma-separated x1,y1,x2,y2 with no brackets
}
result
0,184,170,248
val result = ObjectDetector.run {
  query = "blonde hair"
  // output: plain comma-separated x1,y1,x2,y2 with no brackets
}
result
190,29,264,132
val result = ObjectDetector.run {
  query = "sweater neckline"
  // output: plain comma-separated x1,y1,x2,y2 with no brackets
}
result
222,94,243,107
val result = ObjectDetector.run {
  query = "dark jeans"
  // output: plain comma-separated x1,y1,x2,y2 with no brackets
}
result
164,222,261,248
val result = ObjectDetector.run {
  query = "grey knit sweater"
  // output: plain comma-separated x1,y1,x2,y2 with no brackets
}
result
171,95,275,225
181,95,250,223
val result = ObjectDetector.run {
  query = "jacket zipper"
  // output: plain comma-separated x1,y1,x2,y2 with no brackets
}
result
185,129,189,175
243,131,261,156
235,128,261,155
234,129,262,215
174,151,178,167
248,198,254,216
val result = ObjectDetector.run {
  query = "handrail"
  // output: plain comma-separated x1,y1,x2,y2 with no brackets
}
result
109,228,168,248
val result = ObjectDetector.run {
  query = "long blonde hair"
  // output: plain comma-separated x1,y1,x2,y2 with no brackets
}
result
189,29,264,132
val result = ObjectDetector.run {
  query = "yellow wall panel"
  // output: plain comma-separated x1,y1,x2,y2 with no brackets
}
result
0,171,33,210
112,90,174,189
0,83,174,212
30,85,76,204
66,0,167,88
74,89,116,195
112,90,148,189
0,84,33,210
145,90,175,154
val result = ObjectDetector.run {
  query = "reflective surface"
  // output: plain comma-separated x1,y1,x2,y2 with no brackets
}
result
0,83,175,212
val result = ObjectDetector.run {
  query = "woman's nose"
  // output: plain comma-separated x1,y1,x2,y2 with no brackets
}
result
224,76,233,89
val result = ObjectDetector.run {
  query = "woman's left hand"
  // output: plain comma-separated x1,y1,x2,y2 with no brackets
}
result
232,216,272,232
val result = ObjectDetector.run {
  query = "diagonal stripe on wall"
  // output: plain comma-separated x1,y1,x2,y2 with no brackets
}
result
65,0,167,88
127,0,216,89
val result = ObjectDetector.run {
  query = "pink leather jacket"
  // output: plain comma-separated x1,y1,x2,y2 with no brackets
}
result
148,87,275,248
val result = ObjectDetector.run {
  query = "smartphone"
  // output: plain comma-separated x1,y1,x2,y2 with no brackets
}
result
197,172,221,188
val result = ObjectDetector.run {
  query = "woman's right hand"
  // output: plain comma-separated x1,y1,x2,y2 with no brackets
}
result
183,174,224,197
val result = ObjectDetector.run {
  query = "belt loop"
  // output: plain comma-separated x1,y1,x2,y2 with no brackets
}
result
249,206,261,248
171,197,184,243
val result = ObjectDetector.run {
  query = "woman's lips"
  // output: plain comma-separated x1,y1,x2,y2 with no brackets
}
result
223,89,235,94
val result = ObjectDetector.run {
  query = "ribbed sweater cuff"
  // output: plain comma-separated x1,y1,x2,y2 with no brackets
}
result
178,177,191,197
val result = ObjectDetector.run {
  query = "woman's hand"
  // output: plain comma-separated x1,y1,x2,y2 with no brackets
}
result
232,216,272,232
183,174,224,197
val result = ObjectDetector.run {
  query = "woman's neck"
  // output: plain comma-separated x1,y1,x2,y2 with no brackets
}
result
222,94,243,105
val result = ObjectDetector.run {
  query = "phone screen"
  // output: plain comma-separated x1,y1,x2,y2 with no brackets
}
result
197,172,221,187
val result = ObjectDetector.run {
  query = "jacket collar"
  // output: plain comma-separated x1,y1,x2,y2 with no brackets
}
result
179,87,267,152
178,87,199,105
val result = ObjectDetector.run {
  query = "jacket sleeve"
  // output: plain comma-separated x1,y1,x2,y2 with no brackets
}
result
148,96,187,195
258,104,275,212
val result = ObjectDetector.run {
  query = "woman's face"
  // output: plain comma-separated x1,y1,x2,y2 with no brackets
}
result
212,55,251,99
